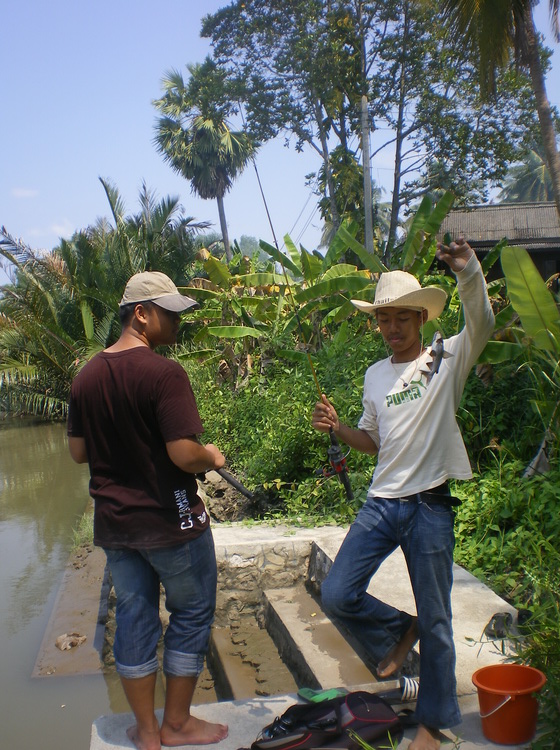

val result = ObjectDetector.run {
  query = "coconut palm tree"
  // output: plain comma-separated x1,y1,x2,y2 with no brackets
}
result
440,0,560,218
153,58,257,263
498,144,555,201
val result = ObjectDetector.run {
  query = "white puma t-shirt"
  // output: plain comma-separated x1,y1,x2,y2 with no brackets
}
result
358,255,495,499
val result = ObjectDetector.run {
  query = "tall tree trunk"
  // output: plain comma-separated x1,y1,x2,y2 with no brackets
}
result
386,3,411,261
313,95,341,235
216,194,232,263
361,95,374,255
524,9,560,220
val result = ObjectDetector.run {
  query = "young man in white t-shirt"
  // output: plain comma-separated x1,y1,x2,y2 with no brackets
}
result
312,238,494,750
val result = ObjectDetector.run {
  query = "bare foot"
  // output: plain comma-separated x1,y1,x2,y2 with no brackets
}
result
160,715,229,747
408,724,441,750
377,616,418,678
127,724,161,750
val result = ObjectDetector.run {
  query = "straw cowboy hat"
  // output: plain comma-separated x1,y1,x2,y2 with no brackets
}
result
351,270,447,322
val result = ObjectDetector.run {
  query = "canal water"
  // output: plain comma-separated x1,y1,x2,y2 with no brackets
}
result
0,421,125,750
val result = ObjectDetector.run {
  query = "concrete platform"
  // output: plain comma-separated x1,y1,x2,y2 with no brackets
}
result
90,692,527,750
90,523,525,750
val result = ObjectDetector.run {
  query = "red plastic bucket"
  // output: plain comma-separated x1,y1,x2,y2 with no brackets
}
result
472,664,546,744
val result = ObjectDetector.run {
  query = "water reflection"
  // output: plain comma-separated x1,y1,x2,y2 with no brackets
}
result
0,422,89,631
0,421,114,750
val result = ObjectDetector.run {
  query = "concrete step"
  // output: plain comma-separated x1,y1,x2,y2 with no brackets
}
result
264,585,378,690
90,524,525,750
306,533,518,696
208,621,298,701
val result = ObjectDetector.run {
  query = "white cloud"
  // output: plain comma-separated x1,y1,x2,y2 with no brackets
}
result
50,220,74,238
12,187,39,199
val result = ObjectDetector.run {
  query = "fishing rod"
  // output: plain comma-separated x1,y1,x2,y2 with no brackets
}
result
216,467,254,499
248,143,353,501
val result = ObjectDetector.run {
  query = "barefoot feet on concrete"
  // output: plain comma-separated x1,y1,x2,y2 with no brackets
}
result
126,724,162,750
408,724,441,750
160,715,229,747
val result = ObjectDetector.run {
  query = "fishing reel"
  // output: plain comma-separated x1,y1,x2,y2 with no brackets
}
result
316,428,353,501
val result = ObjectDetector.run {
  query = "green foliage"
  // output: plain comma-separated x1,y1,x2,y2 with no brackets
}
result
185,315,383,523
458,360,544,466
454,462,560,740
203,0,542,243
501,245,560,352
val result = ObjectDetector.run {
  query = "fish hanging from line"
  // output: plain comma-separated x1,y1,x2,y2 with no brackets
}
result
420,331,453,384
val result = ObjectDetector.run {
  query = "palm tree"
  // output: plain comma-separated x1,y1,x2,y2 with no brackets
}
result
0,181,206,417
440,0,560,218
153,58,257,263
498,145,555,201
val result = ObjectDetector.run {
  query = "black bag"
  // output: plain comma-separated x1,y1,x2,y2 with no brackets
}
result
251,691,404,750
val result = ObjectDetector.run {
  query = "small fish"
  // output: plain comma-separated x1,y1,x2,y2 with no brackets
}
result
420,331,453,383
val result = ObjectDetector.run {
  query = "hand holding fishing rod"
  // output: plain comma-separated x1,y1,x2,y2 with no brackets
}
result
192,440,255,500
312,395,378,500
312,395,378,457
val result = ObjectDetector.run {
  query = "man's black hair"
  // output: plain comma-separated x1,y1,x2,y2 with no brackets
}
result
119,300,154,327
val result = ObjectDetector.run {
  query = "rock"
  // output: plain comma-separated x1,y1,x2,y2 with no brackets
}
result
55,632,87,650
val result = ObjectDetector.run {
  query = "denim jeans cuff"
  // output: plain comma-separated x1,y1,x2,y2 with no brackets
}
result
115,655,159,679
164,648,204,677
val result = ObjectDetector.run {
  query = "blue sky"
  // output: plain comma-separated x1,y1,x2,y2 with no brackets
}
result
1,1,559,278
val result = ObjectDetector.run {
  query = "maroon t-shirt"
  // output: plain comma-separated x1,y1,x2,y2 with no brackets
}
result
67,347,209,549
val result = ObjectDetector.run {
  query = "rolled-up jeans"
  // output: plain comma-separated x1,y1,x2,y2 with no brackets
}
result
104,528,217,680
321,493,461,729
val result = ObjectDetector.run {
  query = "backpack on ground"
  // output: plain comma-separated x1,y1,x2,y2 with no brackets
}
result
249,691,404,750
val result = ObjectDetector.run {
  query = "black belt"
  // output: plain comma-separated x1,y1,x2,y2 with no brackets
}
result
401,482,461,507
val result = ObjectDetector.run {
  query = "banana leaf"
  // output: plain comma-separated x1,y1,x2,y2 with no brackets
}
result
295,275,371,304
400,196,432,268
333,298,362,323
401,191,455,269
204,256,232,287
326,223,387,274
283,234,304,274
501,245,560,352
183,287,222,301
481,238,507,275
300,248,323,282
260,240,301,278
408,240,437,278
322,263,366,281
206,325,264,339
237,272,287,287
477,339,524,363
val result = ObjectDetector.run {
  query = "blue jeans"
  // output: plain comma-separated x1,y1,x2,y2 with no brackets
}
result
104,528,217,679
321,495,461,729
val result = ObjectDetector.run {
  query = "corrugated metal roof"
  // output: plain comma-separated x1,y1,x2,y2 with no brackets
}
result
440,202,560,243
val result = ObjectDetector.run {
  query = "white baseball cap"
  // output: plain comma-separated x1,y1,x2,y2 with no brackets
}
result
119,271,198,312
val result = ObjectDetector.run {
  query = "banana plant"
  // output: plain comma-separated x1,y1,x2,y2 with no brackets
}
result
497,245,560,474
399,191,455,275
184,233,375,362
501,246,560,352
